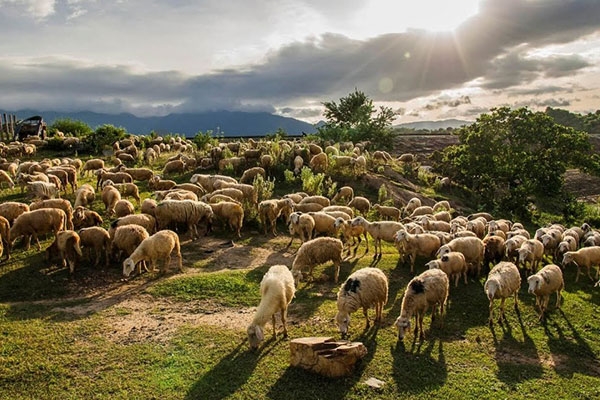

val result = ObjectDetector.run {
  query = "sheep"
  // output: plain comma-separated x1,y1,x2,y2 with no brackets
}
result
27,181,59,200
74,184,95,208
144,147,158,165
426,251,468,287
286,212,315,249
141,198,157,216
299,195,330,208
397,153,415,163
562,246,600,282
322,205,354,219
0,215,10,260
202,188,245,203
73,206,103,230
505,234,529,263
556,236,578,262
111,224,150,263
291,237,344,285
209,201,244,238
373,204,401,221
468,212,494,222
109,214,157,238
101,185,121,217
527,264,564,321
162,159,186,175
240,167,266,184
334,217,369,258
153,200,213,240
307,211,337,238
484,261,521,325
78,226,111,267
95,169,133,190
331,155,354,169
103,180,141,205
331,186,354,204
247,264,295,350
403,197,422,216
394,230,441,274
258,198,295,236
45,230,83,274
335,267,388,338
0,170,15,189
163,190,198,202
121,167,154,182
395,268,449,341
0,201,30,225
282,192,308,204
309,152,328,173
29,198,74,230
292,202,323,213
507,229,531,240
351,216,404,260
122,230,183,277
259,154,273,172
417,216,451,233
212,180,258,208
437,236,485,276
517,239,545,275
431,200,451,213
350,155,367,175
466,218,486,239
114,199,135,218
82,158,105,177
347,196,371,216
10,208,66,251
407,206,435,220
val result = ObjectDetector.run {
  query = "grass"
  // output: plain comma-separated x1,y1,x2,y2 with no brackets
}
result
0,148,599,399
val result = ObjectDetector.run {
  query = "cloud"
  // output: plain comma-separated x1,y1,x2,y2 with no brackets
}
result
0,0,56,19
423,96,471,111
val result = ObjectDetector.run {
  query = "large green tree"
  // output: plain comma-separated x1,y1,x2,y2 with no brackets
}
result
435,107,593,219
49,118,93,137
317,89,396,148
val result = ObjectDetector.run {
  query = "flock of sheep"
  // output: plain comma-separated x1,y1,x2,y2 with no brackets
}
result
0,134,598,353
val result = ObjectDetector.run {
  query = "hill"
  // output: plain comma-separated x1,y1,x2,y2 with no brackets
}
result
394,118,472,130
1,109,318,137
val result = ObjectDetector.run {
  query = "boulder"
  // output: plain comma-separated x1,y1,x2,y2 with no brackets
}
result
290,336,367,378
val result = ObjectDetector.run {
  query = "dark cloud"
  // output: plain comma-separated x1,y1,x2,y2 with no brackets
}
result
423,96,471,111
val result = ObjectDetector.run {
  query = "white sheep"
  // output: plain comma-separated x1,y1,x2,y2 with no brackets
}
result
309,152,328,173
29,198,74,231
27,181,59,200
286,212,315,249
258,198,294,236
347,196,371,215
154,200,213,240
101,184,121,217
335,267,388,338
517,239,544,275
334,217,368,258
209,201,244,238
394,230,441,274
373,204,401,221
74,183,95,208
247,264,295,350
240,166,266,184
403,197,422,216
122,230,183,277
331,186,354,204
426,251,467,287
114,199,136,218
562,246,600,282
351,216,404,260
395,268,449,341
436,236,485,276
0,169,15,190
527,264,564,321
299,195,331,208
45,230,83,274
293,155,304,175
291,237,344,285
10,208,66,251
484,261,521,325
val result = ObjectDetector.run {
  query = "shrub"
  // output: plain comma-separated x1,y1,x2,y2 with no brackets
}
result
300,167,325,196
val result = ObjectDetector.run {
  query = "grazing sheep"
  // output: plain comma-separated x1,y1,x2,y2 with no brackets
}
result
347,196,371,215
95,169,133,190
394,230,441,274
484,261,521,325
209,201,244,238
283,192,308,204
350,155,367,175
335,267,388,338
74,183,95,208
426,251,468,287
417,216,451,233
437,236,485,277
218,157,246,174
162,159,186,175
163,190,198,202
258,198,295,236
0,201,30,225
517,239,545,275
29,198,74,230
114,199,136,218
562,246,600,282
307,211,337,237
322,205,354,219
121,167,154,182
27,181,59,200
103,180,141,205
122,230,183,277
334,217,369,258
109,214,157,239
432,200,451,212
111,224,150,263
149,175,177,191
403,197,422,216
407,206,435,220
10,208,66,251
299,195,331,208
373,204,401,221
141,198,157,216
45,230,82,274
101,184,121,217
0,215,10,260
331,186,354,204
212,180,258,208
309,152,328,173
468,212,494,222
202,188,245,203
72,206,103,230
351,216,404,260
395,268,449,341
291,237,344,285
286,212,315,249
78,226,111,267
82,158,105,177
292,202,323,213
247,265,295,350
154,200,213,240
527,264,564,321
0,170,15,189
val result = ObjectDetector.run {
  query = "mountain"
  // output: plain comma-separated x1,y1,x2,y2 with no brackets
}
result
395,119,472,130
1,109,318,137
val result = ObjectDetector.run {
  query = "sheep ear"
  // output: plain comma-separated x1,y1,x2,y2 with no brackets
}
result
255,325,264,342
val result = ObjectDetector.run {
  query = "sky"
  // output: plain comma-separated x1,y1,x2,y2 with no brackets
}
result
0,0,599,124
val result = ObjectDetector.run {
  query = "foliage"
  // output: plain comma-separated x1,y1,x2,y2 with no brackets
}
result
317,89,396,149
300,166,325,195
252,174,275,202
264,127,288,141
435,107,594,219
546,107,600,134
378,184,389,204
49,118,93,137
283,169,296,184
193,130,219,150
82,124,128,154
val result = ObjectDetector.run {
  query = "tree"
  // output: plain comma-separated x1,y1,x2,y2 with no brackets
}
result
317,89,396,149
82,124,128,154
434,107,593,219
49,118,93,137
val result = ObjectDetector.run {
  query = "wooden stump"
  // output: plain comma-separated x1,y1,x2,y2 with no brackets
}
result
290,337,367,378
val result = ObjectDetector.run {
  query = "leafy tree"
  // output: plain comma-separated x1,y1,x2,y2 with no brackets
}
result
434,107,594,219
49,118,93,137
82,124,128,154
317,89,396,149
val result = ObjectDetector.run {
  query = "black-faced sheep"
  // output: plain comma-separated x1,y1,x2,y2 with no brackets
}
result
291,237,344,285
335,267,388,338
395,268,449,341
527,264,564,321
122,230,183,277
247,264,295,350
484,261,521,325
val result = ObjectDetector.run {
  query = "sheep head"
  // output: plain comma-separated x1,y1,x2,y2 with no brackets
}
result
247,324,264,350
292,270,303,287
122,258,136,277
561,252,576,268
425,260,440,270
335,310,351,338
518,248,531,264
395,316,411,340
484,279,500,301
527,275,542,294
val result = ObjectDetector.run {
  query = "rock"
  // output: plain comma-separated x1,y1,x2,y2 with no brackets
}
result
290,337,367,378
363,377,385,389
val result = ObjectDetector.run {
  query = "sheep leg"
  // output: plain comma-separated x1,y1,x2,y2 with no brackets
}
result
498,298,506,323
363,307,370,330
32,233,42,251
488,299,495,326
587,265,594,281
333,262,340,284
556,290,562,309
418,312,425,341
281,309,288,339
454,273,459,288
271,314,277,337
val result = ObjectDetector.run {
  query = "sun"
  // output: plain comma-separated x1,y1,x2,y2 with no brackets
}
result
361,0,480,34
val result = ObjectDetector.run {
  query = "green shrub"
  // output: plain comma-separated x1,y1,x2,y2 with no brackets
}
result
300,167,325,196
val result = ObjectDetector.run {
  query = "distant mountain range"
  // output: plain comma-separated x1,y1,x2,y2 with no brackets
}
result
1,109,318,137
395,119,472,130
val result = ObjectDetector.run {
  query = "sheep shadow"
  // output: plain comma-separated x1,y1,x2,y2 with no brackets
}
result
391,337,447,393
543,309,600,378
184,340,260,400
440,278,490,341
491,309,543,387
266,325,379,400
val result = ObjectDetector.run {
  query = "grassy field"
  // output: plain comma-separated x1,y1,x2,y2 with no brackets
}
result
0,149,599,399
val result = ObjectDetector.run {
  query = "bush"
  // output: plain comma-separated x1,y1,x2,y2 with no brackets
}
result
253,175,275,202
300,167,325,196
